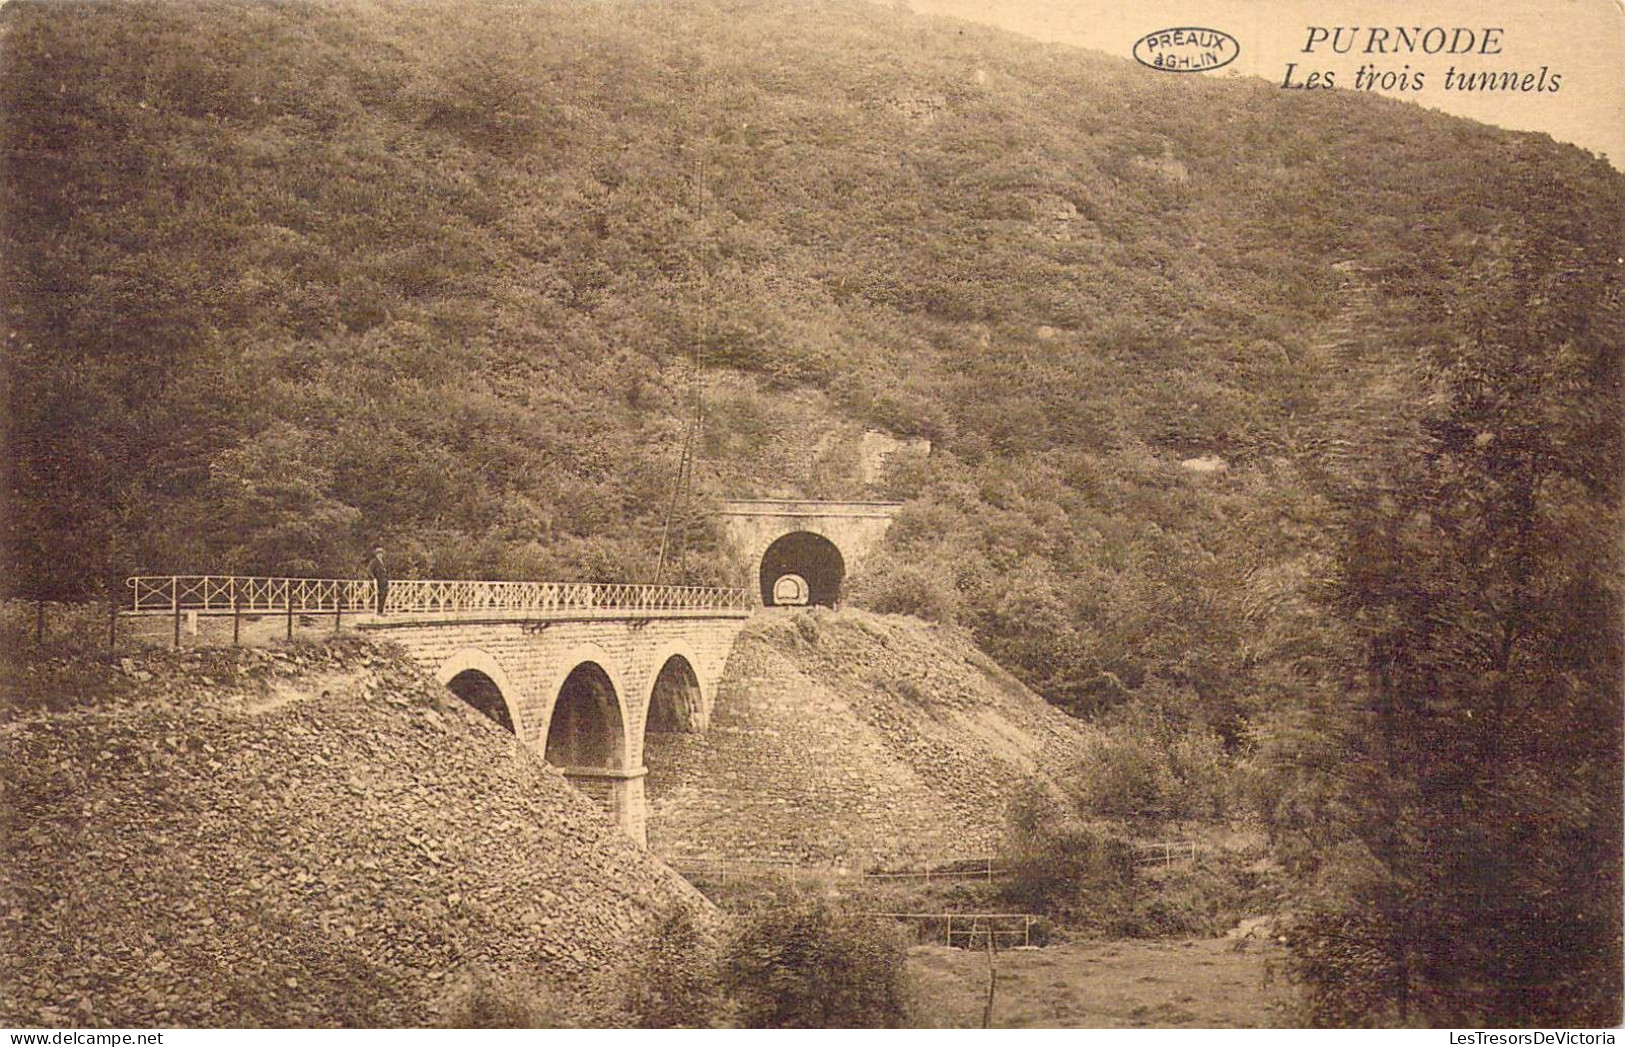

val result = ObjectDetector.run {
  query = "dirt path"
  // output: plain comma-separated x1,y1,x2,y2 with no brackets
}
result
908,936,1298,1028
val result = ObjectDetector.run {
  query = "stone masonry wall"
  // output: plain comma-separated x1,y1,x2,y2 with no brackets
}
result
644,610,1097,868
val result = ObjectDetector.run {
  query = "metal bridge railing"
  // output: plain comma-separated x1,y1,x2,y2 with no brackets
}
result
128,576,374,615
125,575,754,618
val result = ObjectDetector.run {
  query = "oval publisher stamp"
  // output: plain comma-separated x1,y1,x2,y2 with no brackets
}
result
1133,27,1240,72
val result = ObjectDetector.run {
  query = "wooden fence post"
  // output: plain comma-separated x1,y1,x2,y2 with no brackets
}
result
232,581,241,646
172,578,181,648
335,587,343,634
982,919,997,1029
285,580,294,641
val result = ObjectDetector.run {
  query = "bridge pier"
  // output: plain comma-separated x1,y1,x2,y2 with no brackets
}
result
559,766,649,846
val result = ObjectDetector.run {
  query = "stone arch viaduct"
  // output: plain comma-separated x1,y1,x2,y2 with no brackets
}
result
125,501,901,845
357,591,751,847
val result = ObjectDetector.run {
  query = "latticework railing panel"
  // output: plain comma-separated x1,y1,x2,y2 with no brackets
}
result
126,575,752,617
128,576,375,614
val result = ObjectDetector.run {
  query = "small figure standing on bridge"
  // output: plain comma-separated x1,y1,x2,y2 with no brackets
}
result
369,546,389,615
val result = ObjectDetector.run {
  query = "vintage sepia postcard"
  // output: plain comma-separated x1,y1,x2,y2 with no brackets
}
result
1,0,1620,1036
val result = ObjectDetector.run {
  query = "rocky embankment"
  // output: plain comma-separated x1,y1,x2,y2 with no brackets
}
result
0,638,710,1027
645,608,1097,867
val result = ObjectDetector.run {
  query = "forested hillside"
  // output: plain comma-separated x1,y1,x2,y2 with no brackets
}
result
3,0,1621,1025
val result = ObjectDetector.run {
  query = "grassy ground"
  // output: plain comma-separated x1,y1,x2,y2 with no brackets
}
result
908,936,1298,1028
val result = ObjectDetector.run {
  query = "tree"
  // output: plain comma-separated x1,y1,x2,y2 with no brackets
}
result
1303,227,1623,1026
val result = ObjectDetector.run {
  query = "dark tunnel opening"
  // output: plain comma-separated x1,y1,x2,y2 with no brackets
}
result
759,531,845,608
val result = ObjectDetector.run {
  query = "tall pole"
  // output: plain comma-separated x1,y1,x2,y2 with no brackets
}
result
654,70,710,585
654,422,694,584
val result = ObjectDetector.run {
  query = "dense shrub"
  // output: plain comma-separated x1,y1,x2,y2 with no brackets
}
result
721,889,912,1028
846,554,960,624
1283,907,1407,1028
1071,702,1228,825
618,906,730,1028
1001,780,1278,940
999,781,1137,933
1124,858,1268,939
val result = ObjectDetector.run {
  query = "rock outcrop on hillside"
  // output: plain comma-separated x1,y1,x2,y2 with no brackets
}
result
645,609,1095,867
0,638,710,1028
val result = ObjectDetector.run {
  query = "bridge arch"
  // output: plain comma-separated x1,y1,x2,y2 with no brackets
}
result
543,646,644,840
759,530,845,608
644,646,708,736
436,649,525,737
545,650,631,771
